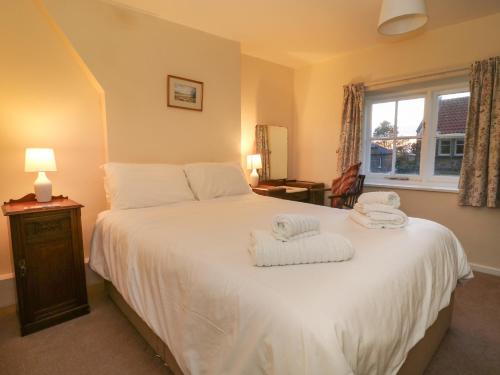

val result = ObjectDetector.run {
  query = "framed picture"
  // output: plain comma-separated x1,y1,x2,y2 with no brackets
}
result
167,75,203,111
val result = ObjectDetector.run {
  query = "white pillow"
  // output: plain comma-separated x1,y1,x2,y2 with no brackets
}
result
103,163,195,210
184,162,251,200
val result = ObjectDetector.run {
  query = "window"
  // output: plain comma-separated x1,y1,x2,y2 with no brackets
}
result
438,139,451,156
368,98,424,175
433,92,468,175
363,84,470,190
455,139,464,156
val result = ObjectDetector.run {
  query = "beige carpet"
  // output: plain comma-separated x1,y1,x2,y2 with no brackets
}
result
424,271,500,375
0,272,499,375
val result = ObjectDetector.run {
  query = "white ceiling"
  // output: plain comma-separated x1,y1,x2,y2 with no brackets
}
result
105,0,500,67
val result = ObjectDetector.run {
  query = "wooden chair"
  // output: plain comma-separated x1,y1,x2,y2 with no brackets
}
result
328,175,365,209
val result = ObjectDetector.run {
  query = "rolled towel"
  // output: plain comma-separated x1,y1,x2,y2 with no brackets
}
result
349,210,408,229
249,230,354,267
357,191,401,209
271,214,320,241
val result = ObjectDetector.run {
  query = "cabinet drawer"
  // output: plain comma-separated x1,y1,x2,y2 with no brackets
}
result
23,212,72,244
284,190,309,202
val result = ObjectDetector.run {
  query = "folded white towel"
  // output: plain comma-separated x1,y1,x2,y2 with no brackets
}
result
354,202,408,218
249,230,354,267
271,214,320,241
357,191,401,209
349,209,408,229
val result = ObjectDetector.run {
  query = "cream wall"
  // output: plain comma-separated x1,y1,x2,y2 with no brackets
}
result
45,0,241,164
294,13,500,269
0,0,107,277
241,55,295,177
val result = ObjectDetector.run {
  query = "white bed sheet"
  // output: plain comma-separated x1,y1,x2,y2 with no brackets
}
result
90,193,471,375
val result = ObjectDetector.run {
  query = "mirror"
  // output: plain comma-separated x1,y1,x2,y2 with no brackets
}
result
267,126,288,179
255,124,288,181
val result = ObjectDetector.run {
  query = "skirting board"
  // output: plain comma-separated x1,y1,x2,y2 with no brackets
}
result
0,262,103,308
0,277,16,310
469,263,500,277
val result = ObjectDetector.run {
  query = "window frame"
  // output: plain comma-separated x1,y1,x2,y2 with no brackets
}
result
437,139,451,156
362,82,469,192
454,138,465,156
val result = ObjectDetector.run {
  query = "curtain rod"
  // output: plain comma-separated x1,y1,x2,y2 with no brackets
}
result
365,66,469,91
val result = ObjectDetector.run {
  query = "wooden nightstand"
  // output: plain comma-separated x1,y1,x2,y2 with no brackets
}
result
2,193,89,335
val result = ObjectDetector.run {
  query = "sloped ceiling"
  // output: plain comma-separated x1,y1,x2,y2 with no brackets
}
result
105,0,500,67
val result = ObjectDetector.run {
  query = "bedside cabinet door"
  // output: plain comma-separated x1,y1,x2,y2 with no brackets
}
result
13,209,88,334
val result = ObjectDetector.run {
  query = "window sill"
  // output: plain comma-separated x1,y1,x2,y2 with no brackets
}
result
365,180,459,193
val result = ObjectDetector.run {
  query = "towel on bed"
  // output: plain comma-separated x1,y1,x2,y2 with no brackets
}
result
271,214,320,241
355,202,408,218
357,191,401,209
249,230,354,266
349,209,408,229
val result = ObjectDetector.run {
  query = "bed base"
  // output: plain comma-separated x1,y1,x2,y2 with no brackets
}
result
105,281,453,374
398,294,453,374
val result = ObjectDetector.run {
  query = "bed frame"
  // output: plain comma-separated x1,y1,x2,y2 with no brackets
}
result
105,281,453,374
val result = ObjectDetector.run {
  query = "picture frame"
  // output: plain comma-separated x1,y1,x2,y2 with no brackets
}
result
167,75,204,111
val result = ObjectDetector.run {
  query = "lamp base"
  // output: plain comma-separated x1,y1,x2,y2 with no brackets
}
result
249,169,260,188
34,171,52,202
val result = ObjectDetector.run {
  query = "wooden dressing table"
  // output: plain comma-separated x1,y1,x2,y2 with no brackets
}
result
252,179,325,205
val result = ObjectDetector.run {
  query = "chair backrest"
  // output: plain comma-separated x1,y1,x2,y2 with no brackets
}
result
343,174,366,208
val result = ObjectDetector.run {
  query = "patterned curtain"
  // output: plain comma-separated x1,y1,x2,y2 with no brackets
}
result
255,125,271,181
337,83,365,173
458,56,499,208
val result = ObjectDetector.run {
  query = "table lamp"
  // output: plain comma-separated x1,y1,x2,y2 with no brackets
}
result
247,154,262,188
25,148,57,202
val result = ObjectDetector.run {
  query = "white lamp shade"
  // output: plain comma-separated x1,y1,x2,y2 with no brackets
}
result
25,148,57,172
247,154,262,170
378,0,428,35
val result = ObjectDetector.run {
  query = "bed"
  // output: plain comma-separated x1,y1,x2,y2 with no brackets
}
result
90,192,471,374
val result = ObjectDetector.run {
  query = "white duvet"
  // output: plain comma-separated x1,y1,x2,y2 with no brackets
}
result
90,193,472,375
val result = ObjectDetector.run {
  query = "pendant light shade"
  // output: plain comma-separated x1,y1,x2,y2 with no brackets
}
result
378,0,428,35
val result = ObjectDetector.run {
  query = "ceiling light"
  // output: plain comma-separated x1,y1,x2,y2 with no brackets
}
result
378,0,428,35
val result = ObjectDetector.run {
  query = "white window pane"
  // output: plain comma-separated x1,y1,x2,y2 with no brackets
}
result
436,92,469,136
370,140,393,173
396,98,425,137
371,102,395,138
434,92,469,176
435,138,464,175
455,139,464,155
438,139,451,155
396,139,421,175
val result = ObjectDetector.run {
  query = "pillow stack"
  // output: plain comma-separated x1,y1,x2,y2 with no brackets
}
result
103,163,195,210
103,161,251,210
184,162,251,200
